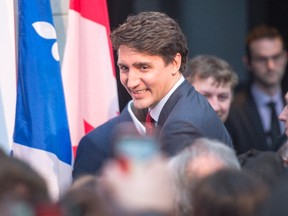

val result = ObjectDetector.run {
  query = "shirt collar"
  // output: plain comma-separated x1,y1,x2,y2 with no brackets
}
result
251,83,283,106
150,75,185,122
127,100,146,135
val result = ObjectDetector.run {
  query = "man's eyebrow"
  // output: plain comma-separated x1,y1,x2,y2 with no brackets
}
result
117,62,152,68
117,62,127,67
133,62,151,67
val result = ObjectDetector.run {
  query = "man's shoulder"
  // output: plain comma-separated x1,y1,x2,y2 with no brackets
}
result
81,107,133,141
167,80,202,108
163,80,219,121
177,83,216,115
159,83,233,154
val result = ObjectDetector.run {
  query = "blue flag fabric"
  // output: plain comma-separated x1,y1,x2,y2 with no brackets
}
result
13,0,72,198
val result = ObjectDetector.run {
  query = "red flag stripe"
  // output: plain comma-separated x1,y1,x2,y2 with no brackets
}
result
69,0,115,77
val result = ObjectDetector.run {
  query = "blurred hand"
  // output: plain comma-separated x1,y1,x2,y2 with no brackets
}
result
99,156,174,213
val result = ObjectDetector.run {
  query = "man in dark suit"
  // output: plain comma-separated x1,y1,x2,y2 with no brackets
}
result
73,11,232,179
73,105,133,179
225,25,287,155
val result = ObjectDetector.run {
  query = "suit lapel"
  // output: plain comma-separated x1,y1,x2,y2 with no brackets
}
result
158,80,192,127
245,90,268,147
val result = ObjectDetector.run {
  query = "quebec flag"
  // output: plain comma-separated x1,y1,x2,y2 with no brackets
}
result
13,0,72,199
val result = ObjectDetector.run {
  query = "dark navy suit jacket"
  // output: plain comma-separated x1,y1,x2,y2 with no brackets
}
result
73,80,233,179
72,107,133,179
156,80,233,155
225,86,284,154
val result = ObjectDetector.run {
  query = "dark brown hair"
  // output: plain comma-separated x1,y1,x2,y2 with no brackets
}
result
246,25,285,62
110,11,189,73
192,169,268,216
185,55,238,89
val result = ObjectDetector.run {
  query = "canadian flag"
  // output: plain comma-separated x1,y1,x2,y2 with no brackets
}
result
62,0,119,156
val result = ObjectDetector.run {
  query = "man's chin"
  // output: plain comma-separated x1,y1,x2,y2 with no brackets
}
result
259,80,281,88
132,101,150,110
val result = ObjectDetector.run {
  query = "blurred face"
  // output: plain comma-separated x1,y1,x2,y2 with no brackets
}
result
118,45,181,109
187,155,225,179
248,38,287,88
279,92,288,137
192,76,233,122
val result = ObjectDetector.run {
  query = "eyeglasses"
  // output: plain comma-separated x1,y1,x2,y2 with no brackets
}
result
251,51,286,65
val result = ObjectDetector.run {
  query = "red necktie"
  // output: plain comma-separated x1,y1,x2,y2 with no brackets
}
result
145,112,155,135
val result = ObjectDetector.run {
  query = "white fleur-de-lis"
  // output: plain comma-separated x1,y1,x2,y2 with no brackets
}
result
32,21,60,61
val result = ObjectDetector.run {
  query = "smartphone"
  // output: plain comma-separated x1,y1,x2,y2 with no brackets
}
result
114,135,159,172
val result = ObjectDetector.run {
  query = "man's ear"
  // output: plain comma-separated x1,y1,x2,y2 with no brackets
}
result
171,53,182,75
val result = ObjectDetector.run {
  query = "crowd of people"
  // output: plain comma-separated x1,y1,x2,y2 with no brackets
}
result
2,11,288,216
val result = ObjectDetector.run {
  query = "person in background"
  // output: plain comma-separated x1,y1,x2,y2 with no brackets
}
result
59,175,113,216
225,25,287,154
192,169,268,216
0,149,53,215
73,11,233,180
238,149,287,189
184,55,238,122
168,138,240,216
237,93,288,190
261,174,288,216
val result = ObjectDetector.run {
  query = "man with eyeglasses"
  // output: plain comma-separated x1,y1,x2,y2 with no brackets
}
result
225,25,287,154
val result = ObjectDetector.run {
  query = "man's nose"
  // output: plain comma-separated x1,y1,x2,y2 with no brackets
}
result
209,98,221,113
127,70,140,88
278,108,287,122
266,58,277,70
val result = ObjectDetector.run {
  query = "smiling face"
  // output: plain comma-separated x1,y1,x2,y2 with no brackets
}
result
192,76,233,122
279,92,288,137
118,45,182,109
248,38,287,89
